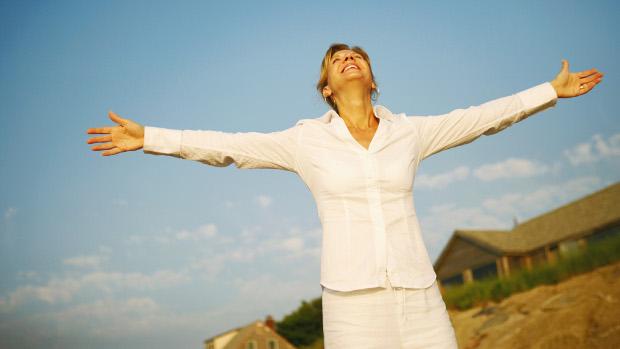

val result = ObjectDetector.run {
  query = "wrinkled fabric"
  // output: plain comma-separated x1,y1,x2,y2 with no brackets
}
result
322,278,459,349
143,82,557,292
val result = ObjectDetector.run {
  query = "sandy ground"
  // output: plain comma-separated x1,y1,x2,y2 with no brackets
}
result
447,260,620,349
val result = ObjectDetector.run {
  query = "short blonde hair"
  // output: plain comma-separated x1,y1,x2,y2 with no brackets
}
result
316,43,379,112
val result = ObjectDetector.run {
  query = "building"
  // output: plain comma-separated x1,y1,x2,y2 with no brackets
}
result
204,315,297,349
433,181,620,289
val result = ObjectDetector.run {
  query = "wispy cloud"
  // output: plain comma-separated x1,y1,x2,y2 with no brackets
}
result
482,176,602,216
564,132,620,166
420,203,508,260
0,269,190,310
255,195,273,208
473,157,551,181
416,157,557,190
63,246,111,269
127,223,219,245
3,207,17,221
175,224,218,241
416,166,469,189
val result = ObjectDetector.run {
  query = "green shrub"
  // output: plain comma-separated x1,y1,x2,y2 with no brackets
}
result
443,232,620,310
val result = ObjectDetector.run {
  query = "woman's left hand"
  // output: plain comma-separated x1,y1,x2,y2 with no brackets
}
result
550,60,603,98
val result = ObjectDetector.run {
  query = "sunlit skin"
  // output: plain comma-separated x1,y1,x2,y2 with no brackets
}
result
86,54,603,155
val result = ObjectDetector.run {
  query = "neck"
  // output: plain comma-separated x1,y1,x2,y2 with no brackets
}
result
334,88,377,129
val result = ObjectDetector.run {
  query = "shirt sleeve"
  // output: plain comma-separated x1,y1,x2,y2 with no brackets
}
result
142,124,302,173
406,82,558,160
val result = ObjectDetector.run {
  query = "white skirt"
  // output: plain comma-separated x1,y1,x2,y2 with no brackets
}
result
322,278,458,349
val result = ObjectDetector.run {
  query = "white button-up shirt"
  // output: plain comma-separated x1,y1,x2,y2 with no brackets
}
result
143,82,558,292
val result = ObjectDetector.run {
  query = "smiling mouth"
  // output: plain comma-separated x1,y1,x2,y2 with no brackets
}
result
342,64,360,73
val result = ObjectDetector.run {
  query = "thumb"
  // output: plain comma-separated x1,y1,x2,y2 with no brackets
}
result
561,59,569,73
108,110,127,126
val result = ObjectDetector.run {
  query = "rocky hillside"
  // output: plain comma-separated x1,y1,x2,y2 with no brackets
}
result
448,260,620,349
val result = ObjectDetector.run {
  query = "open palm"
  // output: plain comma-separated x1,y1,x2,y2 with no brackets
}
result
551,60,603,98
86,111,145,156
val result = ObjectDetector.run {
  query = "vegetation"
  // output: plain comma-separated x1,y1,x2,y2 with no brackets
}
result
276,297,323,347
443,232,620,310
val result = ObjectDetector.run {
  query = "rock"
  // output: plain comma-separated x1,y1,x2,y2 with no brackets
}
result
448,260,620,349
540,292,577,311
472,305,496,318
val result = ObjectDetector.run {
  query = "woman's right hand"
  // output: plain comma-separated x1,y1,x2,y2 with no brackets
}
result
87,111,145,156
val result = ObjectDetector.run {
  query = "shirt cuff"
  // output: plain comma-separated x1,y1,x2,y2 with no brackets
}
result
516,82,558,113
143,126,183,156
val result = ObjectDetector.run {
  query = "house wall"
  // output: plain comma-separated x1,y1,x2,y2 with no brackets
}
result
436,237,498,284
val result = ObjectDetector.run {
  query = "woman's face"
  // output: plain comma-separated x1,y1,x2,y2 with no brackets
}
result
323,49,374,98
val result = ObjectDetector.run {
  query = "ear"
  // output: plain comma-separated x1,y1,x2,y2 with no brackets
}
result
371,82,376,89
322,86,332,98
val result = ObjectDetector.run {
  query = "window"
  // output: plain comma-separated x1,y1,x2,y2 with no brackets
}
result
267,339,279,349
246,340,257,349
472,262,498,281
441,273,463,288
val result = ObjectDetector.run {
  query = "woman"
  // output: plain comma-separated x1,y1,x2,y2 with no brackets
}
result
86,43,603,348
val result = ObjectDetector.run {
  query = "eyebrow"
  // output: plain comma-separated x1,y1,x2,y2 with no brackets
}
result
331,52,361,62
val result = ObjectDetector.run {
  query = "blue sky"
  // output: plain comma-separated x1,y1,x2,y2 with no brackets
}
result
0,1,618,348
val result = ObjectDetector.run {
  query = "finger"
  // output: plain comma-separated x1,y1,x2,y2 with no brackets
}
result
577,69,599,78
108,111,127,126
580,80,599,95
561,59,569,73
87,127,114,134
91,142,115,151
102,147,124,156
579,73,603,85
86,135,112,144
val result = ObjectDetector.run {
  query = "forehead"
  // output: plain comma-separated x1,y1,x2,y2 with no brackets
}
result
331,49,360,58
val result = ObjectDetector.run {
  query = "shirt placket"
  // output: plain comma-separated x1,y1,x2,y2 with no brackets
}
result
362,153,388,286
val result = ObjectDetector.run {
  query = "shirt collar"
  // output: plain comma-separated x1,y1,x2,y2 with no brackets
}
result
317,104,396,124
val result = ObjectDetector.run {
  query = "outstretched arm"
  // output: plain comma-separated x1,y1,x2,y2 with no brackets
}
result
86,112,302,173
142,124,302,172
408,60,603,160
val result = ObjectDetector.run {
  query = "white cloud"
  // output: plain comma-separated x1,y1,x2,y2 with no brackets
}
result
482,176,602,216
16,271,39,280
46,297,163,338
255,195,273,208
63,255,106,269
63,247,111,269
4,207,17,221
473,157,549,181
280,237,304,253
416,166,470,189
126,223,219,245
232,274,317,305
564,132,620,166
175,224,218,241
416,157,557,190
0,269,189,310
3,297,255,347
190,249,256,281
